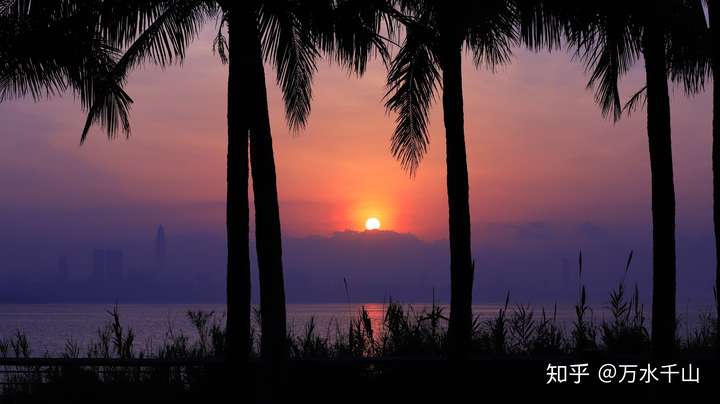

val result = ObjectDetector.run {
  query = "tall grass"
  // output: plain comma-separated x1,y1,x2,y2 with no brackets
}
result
0,303,717,364
1,295,718,403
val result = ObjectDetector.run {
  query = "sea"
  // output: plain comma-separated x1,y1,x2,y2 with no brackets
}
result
0,303,714,356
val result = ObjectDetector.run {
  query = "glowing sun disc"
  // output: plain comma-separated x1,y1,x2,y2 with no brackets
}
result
365,217,381,230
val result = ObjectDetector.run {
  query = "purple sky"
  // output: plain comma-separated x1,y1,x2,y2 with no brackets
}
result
0,29,715,304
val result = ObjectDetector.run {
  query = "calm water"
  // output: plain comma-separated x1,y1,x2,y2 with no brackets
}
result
0,303,712,356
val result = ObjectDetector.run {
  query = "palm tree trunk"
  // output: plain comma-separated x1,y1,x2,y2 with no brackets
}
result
243,6,289,378
708,0,720,349
440,41,474,359
224,7,251,364
642,17,677,357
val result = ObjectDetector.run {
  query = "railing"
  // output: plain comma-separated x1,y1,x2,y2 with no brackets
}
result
0,357,226,391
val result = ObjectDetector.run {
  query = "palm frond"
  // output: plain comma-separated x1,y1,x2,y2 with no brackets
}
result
384,25,440,175
515,0,579,51
98,0,216,49
260,1,319,131
312,0,391,75
666,0,711,95
212,13,229,65
0,0,136,141
0,25,69,102
0,62,68,102
80,78,133,143
75,38,133,142
81,0,213,141
570,10,641,122
466,0,517,71
622,85,647,117
0,3,73,101
109,0,212,76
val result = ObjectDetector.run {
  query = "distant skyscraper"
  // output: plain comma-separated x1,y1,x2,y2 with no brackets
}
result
105,250,124,283
91,249,124,285
155,225,166,271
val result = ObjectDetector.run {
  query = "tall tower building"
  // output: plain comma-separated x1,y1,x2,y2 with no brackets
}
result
155,225,166,271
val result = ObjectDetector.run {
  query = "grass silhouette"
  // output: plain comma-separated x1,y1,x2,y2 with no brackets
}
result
0,296,718,403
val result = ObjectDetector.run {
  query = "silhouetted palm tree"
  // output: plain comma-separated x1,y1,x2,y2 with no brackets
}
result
639,3,676,356
3,1,387,377
540,0,707,356
384,0,516,358
675,0,720,344
198,2,387,383
680,0,718,340
0,0,241,358
64,1,385,391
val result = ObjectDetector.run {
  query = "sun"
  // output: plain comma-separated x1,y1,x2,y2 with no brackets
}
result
365,217,381,231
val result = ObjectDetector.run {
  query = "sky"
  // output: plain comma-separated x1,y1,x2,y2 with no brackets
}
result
0,28,715,305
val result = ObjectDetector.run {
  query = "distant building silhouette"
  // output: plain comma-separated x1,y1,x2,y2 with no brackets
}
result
91,249,124,284
105,250,124,283
155,224,166,271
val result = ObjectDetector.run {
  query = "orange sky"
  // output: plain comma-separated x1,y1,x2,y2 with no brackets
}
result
0,29,713,241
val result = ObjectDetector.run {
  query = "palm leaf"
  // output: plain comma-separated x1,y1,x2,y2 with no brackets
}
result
466,0,517,71
106,0,213,74
622,85,647,116
311,0,391,75
212,13,229,65
666,0,710,95
81,0,213,142
384,23,440,175
0,1,77,101
516,0,563,51
570,9,641,122
260,0,319,131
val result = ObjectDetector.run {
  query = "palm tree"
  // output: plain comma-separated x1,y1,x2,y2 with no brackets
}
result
646,0,718,351
0,0,242,356
236,0,388,374
683,0,720,344
384,0,516,357
642,3,677,356
543,0,707,356
682,0,718,341
5,0,386,372
3,0,387,395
